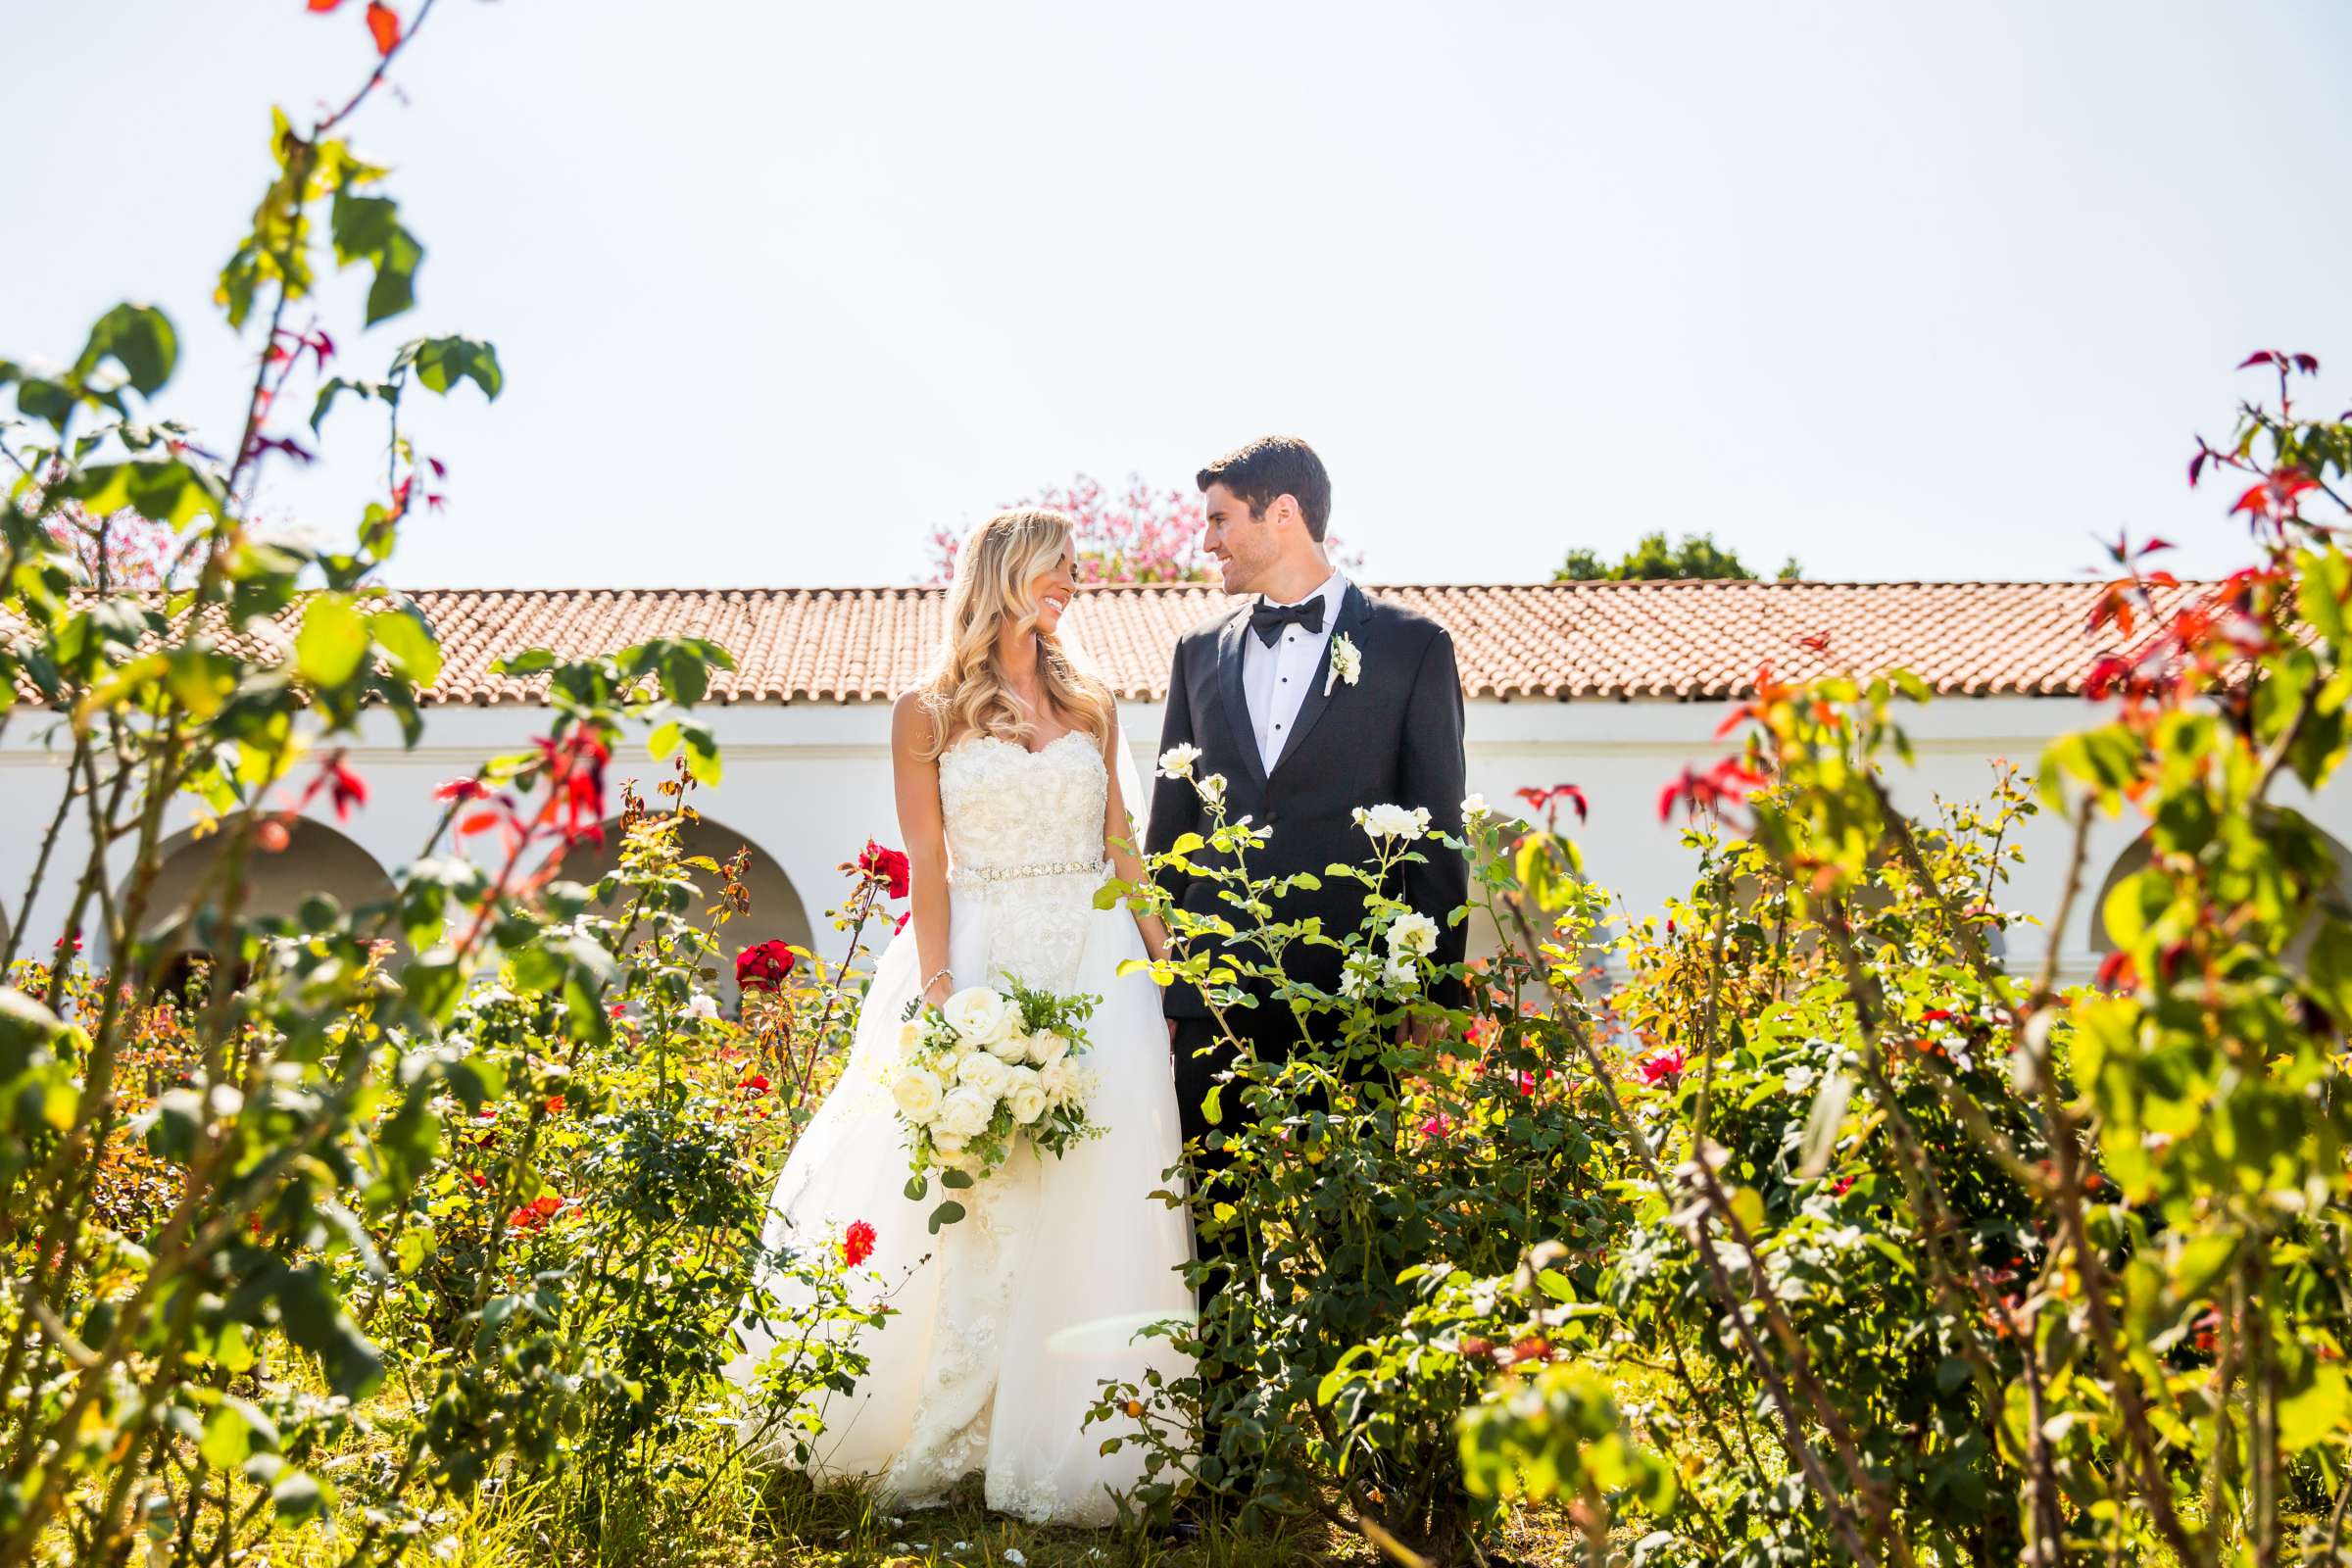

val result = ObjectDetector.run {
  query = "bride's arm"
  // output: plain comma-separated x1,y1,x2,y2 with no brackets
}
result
1102,716,1168,963
893,695,956,1006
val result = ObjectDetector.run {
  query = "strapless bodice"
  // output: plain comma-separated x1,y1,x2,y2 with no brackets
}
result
935,730,1109,994
936,730,1107,879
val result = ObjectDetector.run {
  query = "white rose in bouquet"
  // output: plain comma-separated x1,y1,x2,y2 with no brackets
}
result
985,1024,1031,1063
933,1130,967,1157
1041,1057,1096,1109
1027,1029,1070,1066
891,1065,944,1123
897,1018,924,1057
1005,1065,1049,1125
943,985,1015,1048
937,1085,995,1139
956,1051,1011,1098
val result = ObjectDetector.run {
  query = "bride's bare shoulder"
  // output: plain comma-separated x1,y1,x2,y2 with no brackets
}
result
891,691,942,757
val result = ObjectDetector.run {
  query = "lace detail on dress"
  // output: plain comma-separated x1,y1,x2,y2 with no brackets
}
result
937,732,1108,996
878,1155,1036,1508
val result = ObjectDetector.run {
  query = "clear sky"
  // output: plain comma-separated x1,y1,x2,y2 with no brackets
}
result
6,1,2348,589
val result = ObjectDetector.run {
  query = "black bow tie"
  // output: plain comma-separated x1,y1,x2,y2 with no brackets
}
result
1250,596,1326,647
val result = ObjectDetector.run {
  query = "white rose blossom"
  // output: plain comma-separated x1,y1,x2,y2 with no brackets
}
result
1388,910,1441,958
1460,792,1490,821
1325,632,1362,695
1041,1057,1094,1108
1197,772,1228,810
891,1066,944,1123
1156,743,1201,780
896,1018,924,1057
1005,1066,1049,1125
1027,1029,1070,1065
937,1085,995,1139
942,985,1015,1047
683,994,720,1022
1353,803,1431,843
956,1051,1011,1097
984,1023,1030,1062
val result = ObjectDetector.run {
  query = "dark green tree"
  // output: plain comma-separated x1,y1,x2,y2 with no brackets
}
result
1555,530,1800,582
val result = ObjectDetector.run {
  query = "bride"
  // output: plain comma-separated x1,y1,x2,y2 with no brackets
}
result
730,508,1196,1526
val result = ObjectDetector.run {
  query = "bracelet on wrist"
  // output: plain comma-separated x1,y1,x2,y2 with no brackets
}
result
922,967,954,996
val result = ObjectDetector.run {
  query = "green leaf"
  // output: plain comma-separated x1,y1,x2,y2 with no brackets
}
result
405,336,504,401
200,1397,278,1471
2280,1365,2348,1453
940,1167,974,1190
902,1175,927,1201
271,1471,328,1527
0,987,70,1080
330,189,424,326
65,460,224,530
309,377,386,434
927,1200,966,1233
73,303,178,396
296,595,369,688
369,603,443,688
1795,1069,1852,1180
1727,1186,1765,1236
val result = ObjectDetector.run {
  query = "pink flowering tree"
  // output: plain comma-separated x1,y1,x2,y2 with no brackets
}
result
924,472,1364,586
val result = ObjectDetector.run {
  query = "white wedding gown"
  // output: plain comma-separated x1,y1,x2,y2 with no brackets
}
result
729,730,1195,1526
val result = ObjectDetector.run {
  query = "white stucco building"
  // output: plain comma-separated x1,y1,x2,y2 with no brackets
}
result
3,580,2331,986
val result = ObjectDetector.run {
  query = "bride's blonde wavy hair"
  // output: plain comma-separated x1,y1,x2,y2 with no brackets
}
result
915,508,1114,760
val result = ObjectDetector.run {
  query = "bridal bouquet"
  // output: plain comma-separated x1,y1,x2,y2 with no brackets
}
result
891,977,1101,1230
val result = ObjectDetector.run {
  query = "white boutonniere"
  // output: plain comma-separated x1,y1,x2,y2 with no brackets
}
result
1325,633,1362,696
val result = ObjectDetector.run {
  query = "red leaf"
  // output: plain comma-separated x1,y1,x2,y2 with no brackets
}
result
2294,353,2322,374
457,808,502,836
308,0,346,10
366,1,400,54
2240,350,2279,369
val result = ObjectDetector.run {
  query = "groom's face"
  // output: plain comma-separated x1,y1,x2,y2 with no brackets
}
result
1201,482,1279,596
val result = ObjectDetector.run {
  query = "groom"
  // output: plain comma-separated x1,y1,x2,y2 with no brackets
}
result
1145,435,1468,1301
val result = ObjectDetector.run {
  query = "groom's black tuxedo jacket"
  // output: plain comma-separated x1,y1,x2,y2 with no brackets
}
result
1144,582,1469,1025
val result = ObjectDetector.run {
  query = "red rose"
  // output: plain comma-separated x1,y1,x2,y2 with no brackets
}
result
842,1218,877,1268
858,840,912,900
1640,1047,1686,1085
739,1072,771,1095
736,940,796,993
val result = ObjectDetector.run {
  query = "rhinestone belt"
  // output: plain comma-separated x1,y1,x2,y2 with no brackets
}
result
949,857,1106,889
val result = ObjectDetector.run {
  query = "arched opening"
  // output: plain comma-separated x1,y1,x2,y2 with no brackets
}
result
130,814,400,993
560,812,815,998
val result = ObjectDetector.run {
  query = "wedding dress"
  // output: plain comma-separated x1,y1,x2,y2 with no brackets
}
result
729,729,1195,1526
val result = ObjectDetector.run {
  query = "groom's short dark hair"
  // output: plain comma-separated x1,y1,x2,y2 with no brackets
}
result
1197,437,1332,541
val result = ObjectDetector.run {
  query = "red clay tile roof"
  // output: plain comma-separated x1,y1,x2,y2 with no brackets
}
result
12,582,2192,707
376,581,2192,705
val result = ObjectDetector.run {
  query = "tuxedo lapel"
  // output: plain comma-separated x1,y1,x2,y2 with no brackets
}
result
1271,582,1371,776
1214,606,1268,790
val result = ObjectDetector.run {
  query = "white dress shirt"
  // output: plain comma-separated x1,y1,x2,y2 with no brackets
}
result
1241,572,1347,773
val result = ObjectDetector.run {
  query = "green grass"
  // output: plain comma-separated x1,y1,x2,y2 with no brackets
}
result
260,1450,1577,1568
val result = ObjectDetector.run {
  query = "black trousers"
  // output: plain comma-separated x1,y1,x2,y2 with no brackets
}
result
1171,1009,1343,1312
